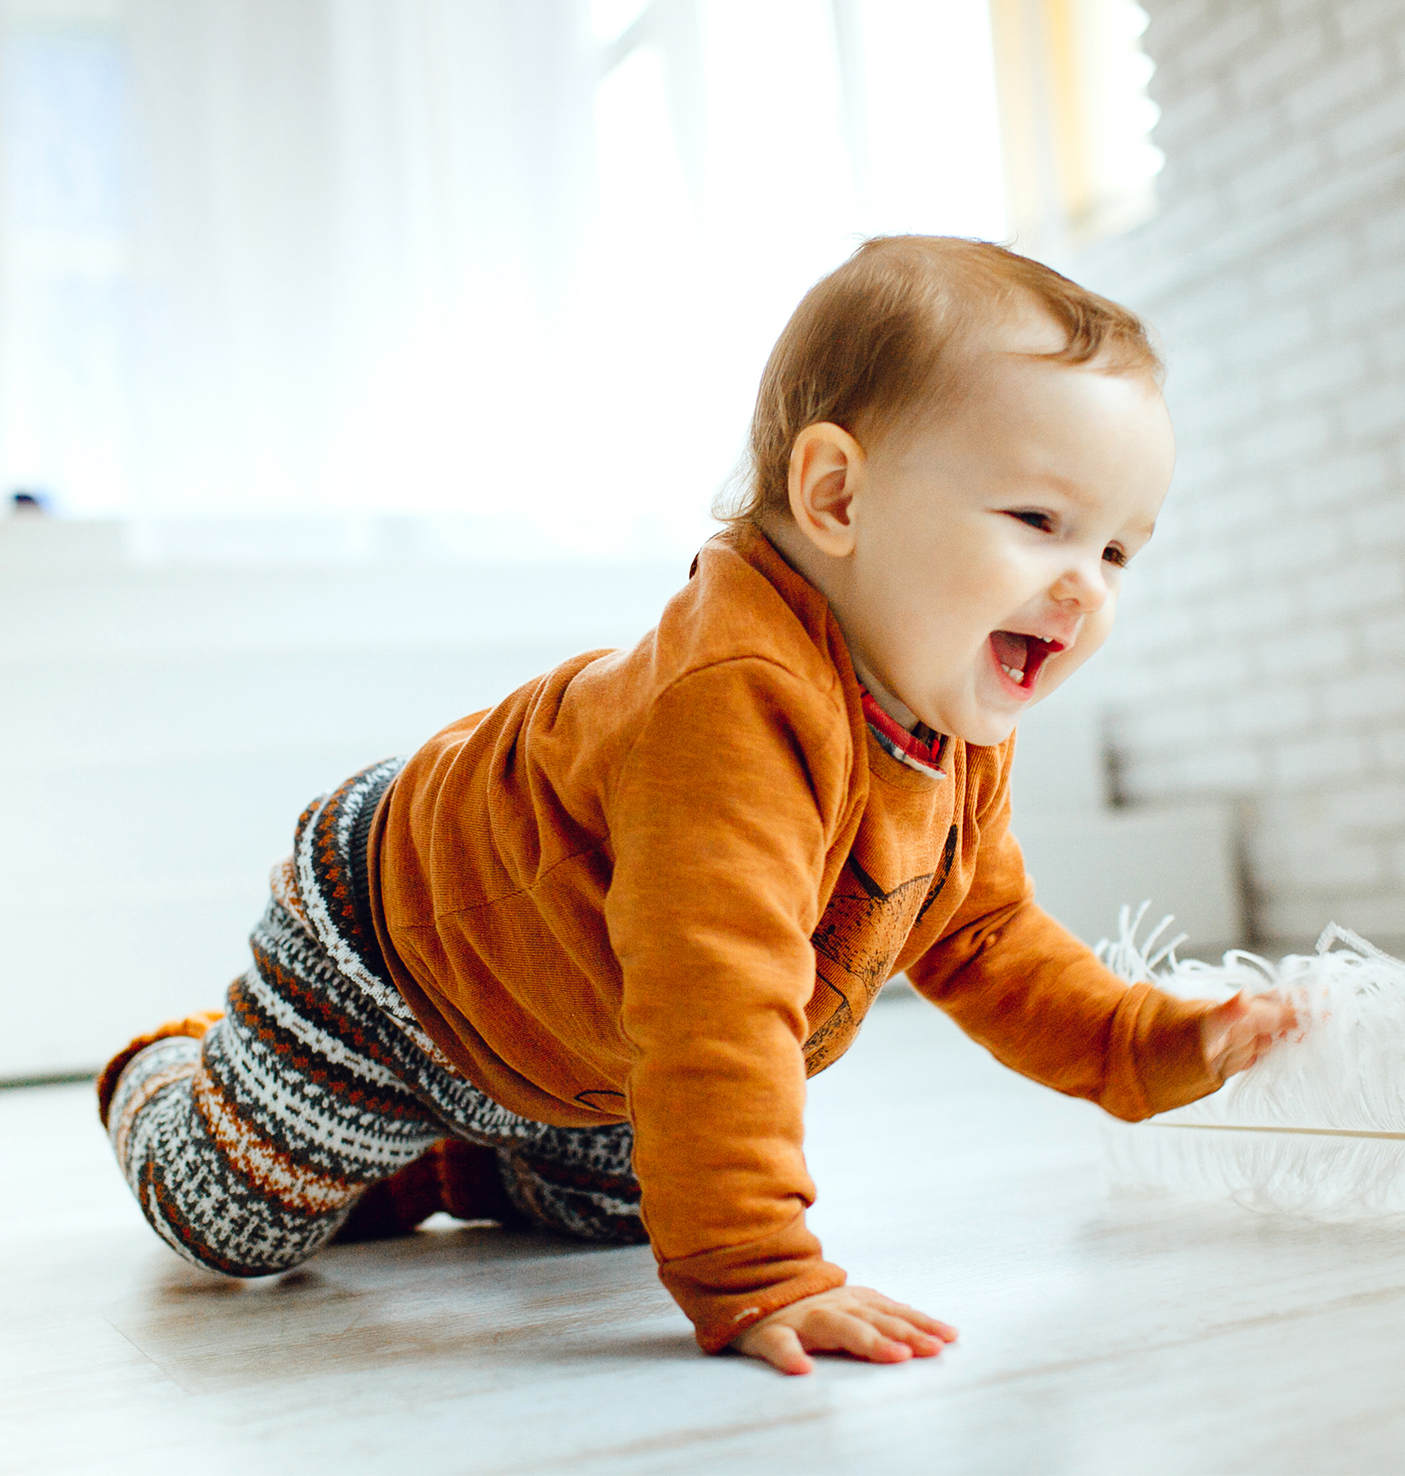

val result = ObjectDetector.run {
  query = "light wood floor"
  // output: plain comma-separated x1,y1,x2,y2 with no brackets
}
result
6,988,1405,1476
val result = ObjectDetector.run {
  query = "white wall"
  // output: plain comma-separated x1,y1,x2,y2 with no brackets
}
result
1072,0,1405,953
0,517,685,1079
1010,692,1241,959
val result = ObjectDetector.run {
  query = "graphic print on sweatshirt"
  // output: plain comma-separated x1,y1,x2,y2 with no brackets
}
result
803,824,959,1072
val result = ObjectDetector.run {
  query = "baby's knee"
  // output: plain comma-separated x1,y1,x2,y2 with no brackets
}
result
106,1032,354,1279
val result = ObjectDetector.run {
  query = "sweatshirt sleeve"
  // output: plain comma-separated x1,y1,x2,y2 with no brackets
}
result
604,659,852,1353
907,750,1222,1121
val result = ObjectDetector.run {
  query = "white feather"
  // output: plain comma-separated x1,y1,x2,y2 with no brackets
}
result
1096,903,1405,1220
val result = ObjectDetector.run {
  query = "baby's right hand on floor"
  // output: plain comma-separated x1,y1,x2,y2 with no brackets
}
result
730,1286,957,1376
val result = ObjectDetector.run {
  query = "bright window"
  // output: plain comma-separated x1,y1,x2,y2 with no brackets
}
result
0,1,1157,557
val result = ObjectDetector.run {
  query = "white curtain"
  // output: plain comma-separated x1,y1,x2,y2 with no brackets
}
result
0,0,1007,557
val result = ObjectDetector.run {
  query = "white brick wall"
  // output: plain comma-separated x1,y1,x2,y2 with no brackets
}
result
1072,0,1405,951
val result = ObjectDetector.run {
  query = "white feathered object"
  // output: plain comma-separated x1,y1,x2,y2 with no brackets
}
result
1098,902,1405,1220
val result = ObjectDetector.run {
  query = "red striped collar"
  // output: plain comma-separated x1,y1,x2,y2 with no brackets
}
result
860,689,949,778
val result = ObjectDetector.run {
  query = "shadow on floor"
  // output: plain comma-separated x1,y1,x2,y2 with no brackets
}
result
103,1222,688,1393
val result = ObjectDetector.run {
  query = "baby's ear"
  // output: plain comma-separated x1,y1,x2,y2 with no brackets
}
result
787,423,864,557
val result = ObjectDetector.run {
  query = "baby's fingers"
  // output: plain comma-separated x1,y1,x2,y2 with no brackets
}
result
867,1311,947,1356
737,1321,815,1377
1249,991,1299,1034
887,1306,958,1343
1210,993,1303,1076
804,1308,918,1364
847,1289,957,1338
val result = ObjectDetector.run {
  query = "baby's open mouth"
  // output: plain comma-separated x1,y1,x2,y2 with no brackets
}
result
990,631,1063,690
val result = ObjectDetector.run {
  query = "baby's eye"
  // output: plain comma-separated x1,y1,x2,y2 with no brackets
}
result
1103,544,1128,568
1008,510,1053,532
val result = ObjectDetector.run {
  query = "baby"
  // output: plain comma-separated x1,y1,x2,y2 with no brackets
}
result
99,236,1295,1376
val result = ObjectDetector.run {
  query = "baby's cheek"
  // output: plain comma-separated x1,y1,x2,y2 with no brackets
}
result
1070,604,1116,669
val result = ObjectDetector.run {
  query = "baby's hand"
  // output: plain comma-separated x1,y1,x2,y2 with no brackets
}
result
730,1286,957,1376
1200,989,1299,1080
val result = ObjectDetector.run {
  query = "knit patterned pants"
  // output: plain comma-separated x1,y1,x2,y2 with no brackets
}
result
103,760,645,1278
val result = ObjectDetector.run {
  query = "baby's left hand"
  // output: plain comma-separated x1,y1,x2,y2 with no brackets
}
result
1199,990,1299,1080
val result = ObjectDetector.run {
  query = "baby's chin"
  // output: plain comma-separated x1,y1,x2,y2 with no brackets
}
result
908,675,1045,748
924,702,1022,750
955,716,1022,749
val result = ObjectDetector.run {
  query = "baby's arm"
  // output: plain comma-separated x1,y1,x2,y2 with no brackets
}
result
730,992,1300,1376
725,999,1294,1377
731,1287,957,1375
725,990,1297,1377
1199,990,1299,1079
607,662,893,1358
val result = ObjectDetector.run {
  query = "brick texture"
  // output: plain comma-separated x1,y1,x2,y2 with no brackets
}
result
1073,0,1405,952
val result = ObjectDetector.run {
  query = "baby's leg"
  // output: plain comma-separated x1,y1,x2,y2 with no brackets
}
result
103,890,445,1277
496,1123,647,1245
328,1126,648,1247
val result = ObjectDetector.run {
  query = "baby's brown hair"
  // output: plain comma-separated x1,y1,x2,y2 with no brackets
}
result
718,235,1162,527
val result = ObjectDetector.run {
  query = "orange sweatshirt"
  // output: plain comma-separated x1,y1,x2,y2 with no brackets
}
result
368,524,1221,1353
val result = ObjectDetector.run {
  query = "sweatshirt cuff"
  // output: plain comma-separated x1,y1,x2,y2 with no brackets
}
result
1104,983,1222,1121
657,1211,848,1354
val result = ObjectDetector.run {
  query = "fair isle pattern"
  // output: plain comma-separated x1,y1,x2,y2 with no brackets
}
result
108,761,645,1277
291,756,442,1053
499,1154,644,1243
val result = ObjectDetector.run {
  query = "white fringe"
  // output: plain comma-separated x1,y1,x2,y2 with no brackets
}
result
1097,903,1405,1219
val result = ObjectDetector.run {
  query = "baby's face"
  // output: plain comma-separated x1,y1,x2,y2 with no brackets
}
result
840,327,1174,748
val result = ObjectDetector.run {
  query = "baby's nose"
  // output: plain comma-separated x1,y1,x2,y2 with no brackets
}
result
1051,559,1108,613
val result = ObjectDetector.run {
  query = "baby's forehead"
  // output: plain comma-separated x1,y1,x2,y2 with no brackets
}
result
937,309,1162,410
886,325,1065,436
875,327,1171,485
858,290,1165,463
969,299,1070,358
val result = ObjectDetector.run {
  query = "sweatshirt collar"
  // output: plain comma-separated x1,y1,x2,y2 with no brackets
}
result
701,525,952,781
860,690,949,779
